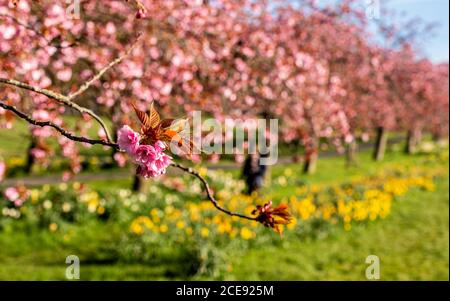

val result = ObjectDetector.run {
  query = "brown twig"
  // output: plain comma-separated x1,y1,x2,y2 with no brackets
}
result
0,14,50,44
0,101,254,221
0,102,119,149
0,34,142,143
0,14,79,51
170,162,257,221
68,33,143,101
0,31,256,222
0,78,114,143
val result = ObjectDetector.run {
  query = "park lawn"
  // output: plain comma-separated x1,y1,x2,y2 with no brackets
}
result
0,115,113,160
0,149,448,280
229,176,449,280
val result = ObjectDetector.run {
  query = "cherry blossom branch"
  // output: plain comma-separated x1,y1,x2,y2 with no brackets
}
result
170,162,257,221
68,33,143,101
0,14,48,41
0,35,141,143
126,0,147,17
0,78,114,143
0,102,119,149
0,23,259,223
0,101,256,221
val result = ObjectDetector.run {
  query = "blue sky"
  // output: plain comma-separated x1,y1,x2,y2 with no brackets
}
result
382,0,449,62
309,0,449,62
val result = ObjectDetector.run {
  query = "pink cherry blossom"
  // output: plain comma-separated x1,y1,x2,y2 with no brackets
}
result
117,126,171,178
154,141,167,152
56,68,72,82
4,186,28,207
113,152,127,167
0,160,5,182
4,187,19,201
134,144,158,165
134,143,172,178
30,148,47,160
117,125,140,154
14,199,25,207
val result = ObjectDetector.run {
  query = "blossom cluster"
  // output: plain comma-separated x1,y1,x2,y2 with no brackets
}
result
117,125,171,178
3,186,29,207
0,159,5,182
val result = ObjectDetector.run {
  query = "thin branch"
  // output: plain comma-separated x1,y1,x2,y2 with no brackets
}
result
68,33,143,101
0,34,142,143
0,27,255,222
0,14,76,49
0,78,114,143
127,0,147,12
0,100,256,221
170,162,257,221
0,14,49,43
0,78,66,102
0,102,119,149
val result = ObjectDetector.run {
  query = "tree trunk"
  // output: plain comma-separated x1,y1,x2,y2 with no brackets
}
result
110,126,119,167
432,132,443,142
404,128,421,154
373,127,388,161
132,174,146,193
24,137,37,174
242,154,268,195
345,139,358,167
303,149,318,174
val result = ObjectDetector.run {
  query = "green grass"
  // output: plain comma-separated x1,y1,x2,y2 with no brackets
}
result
0,115,113,160
0,148,448,280
229,177,449,280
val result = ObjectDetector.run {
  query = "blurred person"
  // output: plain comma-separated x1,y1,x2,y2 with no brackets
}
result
242,152,268,195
